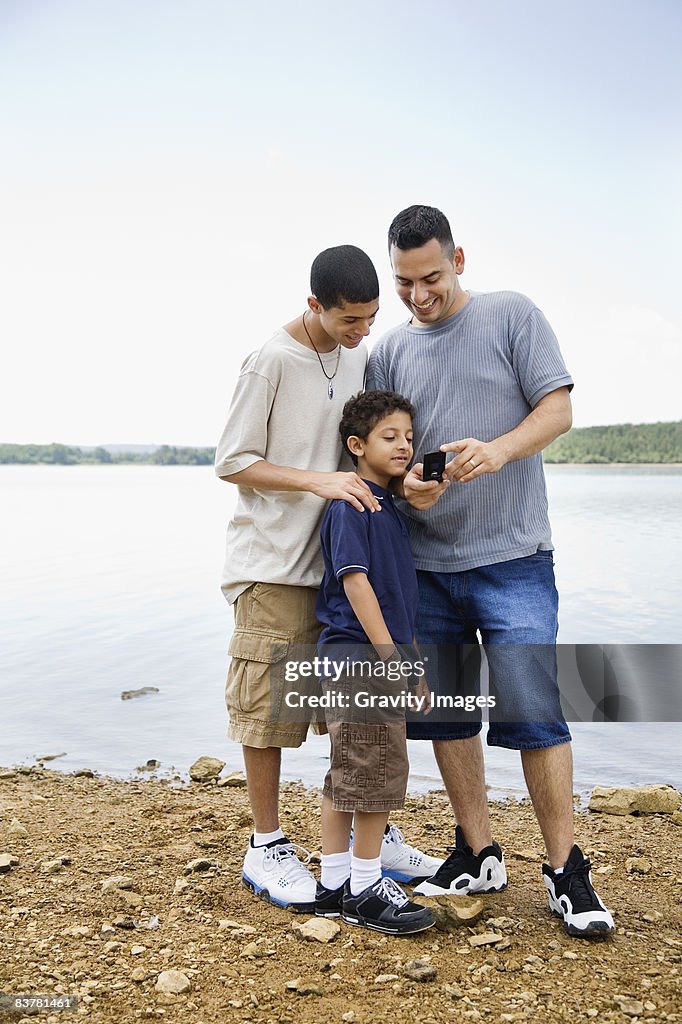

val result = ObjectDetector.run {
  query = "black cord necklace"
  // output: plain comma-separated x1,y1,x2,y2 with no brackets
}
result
302,312,341,399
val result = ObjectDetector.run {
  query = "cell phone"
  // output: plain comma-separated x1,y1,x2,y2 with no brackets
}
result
422,451,446,482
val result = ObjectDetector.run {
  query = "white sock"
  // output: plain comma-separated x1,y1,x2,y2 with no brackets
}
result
553,866,564,875
350,854,382,896
253,827,285,847
321,850,351,890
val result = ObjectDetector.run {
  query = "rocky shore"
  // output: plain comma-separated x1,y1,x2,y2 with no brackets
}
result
1,766,681,1024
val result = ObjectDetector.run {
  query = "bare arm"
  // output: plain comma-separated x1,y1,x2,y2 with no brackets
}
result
341,572,395,658
443,386,573,484
220,461,381,513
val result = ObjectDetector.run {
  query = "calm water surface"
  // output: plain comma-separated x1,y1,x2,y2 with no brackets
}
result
1,464,680,798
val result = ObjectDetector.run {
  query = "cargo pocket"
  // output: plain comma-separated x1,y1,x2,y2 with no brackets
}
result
226,629,291,720
340,722,388,788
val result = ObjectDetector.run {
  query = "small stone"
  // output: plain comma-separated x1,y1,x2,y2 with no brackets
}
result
291,917,340,943
101,875,135,892
103,941,123,952
182,858,216,875
120,890,143,908
216,771,247,788
121,686,160,700
217,919,256,936
562,951,579,960
589,784,681,816
8,818,29,837
375,973,400,983
74,768,95,778
35,752,67,761
443,982,463,1000
642,910,663,922
285,979,301,990
404,959,437,982
131,944,147,955
295,982,323,996
155,969,191,995
112,914,137,929
670,810,682,827
136,759,161,772
173,878,190,894
66,925,91,938
341,1013,356,1023
469,932,504,947
486,916,516,930
612,995,644,1016
0,853,18,872
131,967,149,983
512,849,541,862
188,756,225,782
626,856,651,874
100,924,116,937
41,858,66,873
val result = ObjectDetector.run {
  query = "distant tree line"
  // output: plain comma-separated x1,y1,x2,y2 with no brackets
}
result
0,444,215,465
544,421,682,464
2,422,680,465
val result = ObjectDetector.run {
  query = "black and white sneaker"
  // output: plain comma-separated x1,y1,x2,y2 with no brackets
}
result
542,844,614,938
413,824,507,896
342,877,435,935
315,881,345,918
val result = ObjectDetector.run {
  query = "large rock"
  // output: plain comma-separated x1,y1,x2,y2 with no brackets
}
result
291,917,340,943
188,756,225,782
155,969,191,995
589,784,681,815
417,895,484,932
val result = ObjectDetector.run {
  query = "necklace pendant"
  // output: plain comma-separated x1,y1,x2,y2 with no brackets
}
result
328,382,334,399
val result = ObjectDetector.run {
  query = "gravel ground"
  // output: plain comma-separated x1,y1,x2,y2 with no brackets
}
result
1,766,680,1024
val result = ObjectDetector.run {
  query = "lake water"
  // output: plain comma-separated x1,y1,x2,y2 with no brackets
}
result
1,464,680,800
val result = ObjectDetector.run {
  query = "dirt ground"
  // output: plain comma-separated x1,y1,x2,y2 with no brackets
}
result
1,766,680,1024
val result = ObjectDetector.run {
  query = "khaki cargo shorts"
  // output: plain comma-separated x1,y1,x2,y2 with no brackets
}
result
226,582,322,748
322,671,409,813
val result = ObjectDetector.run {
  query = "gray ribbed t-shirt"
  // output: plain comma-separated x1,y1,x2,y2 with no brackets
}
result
366,291,573,573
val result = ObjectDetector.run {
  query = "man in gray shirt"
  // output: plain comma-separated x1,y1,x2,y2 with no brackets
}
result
367,205,614,938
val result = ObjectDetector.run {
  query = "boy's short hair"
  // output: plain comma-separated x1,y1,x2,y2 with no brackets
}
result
340,390,415,465
388,205,455,259
310,245,379,310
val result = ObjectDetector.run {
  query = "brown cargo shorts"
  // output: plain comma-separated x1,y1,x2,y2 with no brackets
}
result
225,582,323,748
322,671,409,813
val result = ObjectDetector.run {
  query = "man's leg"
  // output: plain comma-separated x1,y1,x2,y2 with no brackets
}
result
432,735,492,852
242,745,282,833
521,741,574,869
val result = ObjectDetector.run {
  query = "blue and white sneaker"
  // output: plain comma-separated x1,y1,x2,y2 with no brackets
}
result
379,824,445,885
242,836,316,913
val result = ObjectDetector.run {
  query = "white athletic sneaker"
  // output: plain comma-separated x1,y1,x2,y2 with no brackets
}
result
379,823,445,884
242,837,317,913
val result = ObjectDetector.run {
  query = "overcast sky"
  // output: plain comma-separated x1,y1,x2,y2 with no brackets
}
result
1,0,680,445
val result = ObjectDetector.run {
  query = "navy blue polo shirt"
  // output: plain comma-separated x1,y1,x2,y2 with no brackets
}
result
316,480,418,646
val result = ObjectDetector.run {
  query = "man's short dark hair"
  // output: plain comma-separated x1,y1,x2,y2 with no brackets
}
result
340,390,415,466
387,205,455,259
310,245,379,310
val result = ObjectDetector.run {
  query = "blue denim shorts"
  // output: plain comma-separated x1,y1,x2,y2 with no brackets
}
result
406,551,571,750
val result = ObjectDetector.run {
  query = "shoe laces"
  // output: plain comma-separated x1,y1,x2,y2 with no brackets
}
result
263,842,312,882
558,856,597,906
384,823,407,848
374,876,409,907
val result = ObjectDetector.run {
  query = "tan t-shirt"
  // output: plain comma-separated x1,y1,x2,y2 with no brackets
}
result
215,328,367,604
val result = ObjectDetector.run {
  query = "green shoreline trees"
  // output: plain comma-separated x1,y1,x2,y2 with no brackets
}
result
1,422,680,465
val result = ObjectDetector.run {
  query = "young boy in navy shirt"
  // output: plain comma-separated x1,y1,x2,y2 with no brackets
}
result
314,390,436,934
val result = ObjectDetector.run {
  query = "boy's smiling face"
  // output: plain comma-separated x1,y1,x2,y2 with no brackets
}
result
347,410,414,488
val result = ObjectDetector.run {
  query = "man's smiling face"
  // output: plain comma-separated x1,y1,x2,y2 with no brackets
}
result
390,237,465,325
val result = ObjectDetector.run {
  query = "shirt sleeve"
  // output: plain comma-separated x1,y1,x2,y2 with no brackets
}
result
366,341,389,391
511,308,574,408
327,502,371,579
214,367,276,477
